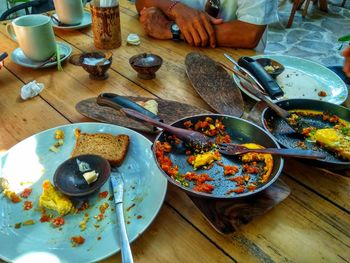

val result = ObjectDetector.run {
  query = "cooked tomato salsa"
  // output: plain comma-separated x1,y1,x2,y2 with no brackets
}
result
155,117,274,195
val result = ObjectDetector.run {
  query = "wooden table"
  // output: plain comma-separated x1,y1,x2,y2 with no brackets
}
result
0,1,349,262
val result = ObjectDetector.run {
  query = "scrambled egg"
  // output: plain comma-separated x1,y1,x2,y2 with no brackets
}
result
192,151,221,169
240,143,273,183
311,128,350,160
39,180,73,216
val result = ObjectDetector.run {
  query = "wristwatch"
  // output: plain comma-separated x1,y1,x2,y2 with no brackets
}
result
170,22,181,41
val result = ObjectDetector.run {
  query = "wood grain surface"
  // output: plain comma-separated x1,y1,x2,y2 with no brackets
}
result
0,1,349,262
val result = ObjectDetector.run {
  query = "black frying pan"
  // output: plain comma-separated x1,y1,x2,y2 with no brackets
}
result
152,114,284,200
95,94,284,200
261,99,350,170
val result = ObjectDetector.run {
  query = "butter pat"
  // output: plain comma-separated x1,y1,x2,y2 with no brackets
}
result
82,170,99,184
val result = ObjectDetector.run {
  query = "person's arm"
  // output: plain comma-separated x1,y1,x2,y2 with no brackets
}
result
214,21,266,49
135,0,174,15
343,46,350,77
136,0,222,47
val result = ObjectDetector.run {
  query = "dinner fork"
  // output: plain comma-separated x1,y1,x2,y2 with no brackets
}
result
218,143,327,160
110,169,134,263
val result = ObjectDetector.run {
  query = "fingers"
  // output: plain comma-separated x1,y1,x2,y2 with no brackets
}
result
200,13,216,48
193,18,208,47
208,15,224,25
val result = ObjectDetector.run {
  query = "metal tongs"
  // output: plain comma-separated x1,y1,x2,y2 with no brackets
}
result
224,53,283,100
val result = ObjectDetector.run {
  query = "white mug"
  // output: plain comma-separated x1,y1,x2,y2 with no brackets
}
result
6,15,56,61
53,0,84,25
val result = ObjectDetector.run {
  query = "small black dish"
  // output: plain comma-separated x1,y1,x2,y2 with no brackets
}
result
256,58,285,79
129,53,163,79
53,154,111,197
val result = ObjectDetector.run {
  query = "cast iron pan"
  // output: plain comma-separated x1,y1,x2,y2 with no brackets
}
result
96,95,284,199
153,114,284,200
261,99,350,170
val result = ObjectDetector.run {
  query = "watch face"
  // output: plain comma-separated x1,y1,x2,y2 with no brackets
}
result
171,23,180,31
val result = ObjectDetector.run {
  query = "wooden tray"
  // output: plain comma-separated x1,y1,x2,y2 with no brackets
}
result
76,96,211,133
185,52,244,117
188,179,290,234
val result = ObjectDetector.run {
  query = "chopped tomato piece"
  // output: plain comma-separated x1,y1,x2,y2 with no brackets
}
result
193,183,214,193
71,236,85,246
223,165,239,176
52,217,65,227
20,188,32,198
99,191,108,199
23,201,33,210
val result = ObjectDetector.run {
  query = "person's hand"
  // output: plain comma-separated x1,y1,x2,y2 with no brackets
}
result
140,7,172,40
343,46,350,78
0,61,4,70
170,3,223,48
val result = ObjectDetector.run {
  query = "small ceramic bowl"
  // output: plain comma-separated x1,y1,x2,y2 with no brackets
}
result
69,51,113,80
53,154,111,197
256,58,285,79
129,53,163,79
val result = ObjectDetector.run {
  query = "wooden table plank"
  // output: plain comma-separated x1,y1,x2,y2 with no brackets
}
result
102,205,234,263
0,67,68,151
284,159,350,212
166,176,350,263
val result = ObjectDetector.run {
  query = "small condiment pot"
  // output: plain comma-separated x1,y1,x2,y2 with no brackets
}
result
69,51,113,80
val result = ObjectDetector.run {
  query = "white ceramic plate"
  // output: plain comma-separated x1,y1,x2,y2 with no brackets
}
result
233,55,348,105
50,11,92,30
0,123,167,263
11,42,72,69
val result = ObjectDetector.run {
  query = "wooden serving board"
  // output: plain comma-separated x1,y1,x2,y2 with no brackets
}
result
188,179,290,234
76,96,211,133
185,52,245,117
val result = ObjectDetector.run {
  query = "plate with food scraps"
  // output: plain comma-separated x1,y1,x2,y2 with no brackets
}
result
232,54,348,105
0,123,167,263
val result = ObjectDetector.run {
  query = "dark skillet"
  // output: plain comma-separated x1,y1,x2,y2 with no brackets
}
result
261,99,350,170
95,95,284,199
153,114,284,200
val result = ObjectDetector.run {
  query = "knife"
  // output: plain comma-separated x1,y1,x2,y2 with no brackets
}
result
97,93,163,122
110,172,134,263
238,56,284,100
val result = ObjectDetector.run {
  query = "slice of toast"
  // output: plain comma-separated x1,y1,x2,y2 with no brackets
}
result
72,132,130,166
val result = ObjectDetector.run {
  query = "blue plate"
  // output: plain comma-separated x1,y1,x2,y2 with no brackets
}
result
0,123,167,262
233,55,348,105
11,42,72,69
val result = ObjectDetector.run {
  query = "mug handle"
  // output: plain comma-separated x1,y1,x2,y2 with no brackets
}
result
6,23,17,42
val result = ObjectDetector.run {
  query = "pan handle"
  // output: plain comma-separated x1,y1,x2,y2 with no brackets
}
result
121,108,203,142
96,93,163,122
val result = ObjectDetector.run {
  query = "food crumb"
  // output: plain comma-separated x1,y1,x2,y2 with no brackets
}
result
97,236,101,240
71,236,85,246
318,90,327,97
136,215,142,219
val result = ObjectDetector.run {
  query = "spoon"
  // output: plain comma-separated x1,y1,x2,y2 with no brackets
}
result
35,54,65,69
218,143,327,160
51,15,78,27
120,108,211,147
